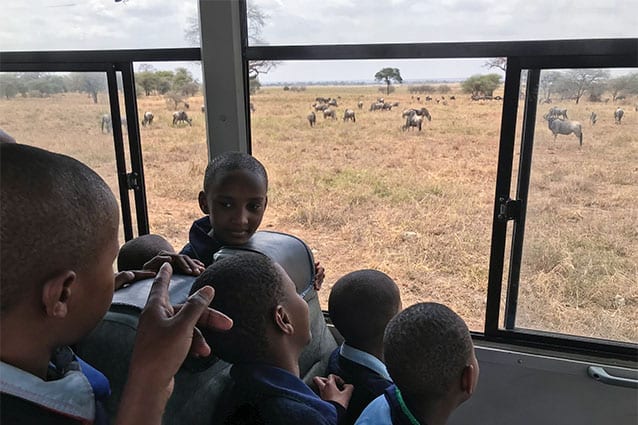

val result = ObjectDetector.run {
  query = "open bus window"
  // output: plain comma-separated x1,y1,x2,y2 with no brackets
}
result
133,61,208,250
0,71,134,245
509,67,637,344
249,58,506,332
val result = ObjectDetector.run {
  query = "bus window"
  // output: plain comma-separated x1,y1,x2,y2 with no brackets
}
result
507,67,637,344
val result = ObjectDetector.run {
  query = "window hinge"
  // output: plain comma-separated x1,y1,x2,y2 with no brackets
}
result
126,172,140,190
497,197,520,221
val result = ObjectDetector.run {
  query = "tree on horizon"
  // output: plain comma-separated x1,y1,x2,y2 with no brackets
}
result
375,68,403,95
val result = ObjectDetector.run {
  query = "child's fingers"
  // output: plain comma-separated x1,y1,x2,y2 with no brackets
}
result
145,263,173,307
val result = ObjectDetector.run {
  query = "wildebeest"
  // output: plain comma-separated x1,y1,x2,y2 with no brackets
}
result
614,108,624,124
403,107,432,122
101,114,111,133
381,102,393,111
250,102,256,113
546,107,568,120
343,109,356,122
546,116,583,146
370,102,384,111
402,114,423,131
357,101,364,109
201,105,206,113
590,112,597,126
172,110,192,126
314,103,329,112
141,111,154,127
101,114,127,133
307,111,316,127
328,99,338,107
323,108,336,120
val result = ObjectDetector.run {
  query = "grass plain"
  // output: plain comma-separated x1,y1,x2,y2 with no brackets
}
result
1,84,636,343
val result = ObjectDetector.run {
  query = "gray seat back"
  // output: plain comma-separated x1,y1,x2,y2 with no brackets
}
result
76,231,336,425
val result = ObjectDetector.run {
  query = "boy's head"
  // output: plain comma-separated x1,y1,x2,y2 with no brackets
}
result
198,152,268,246
384,302,478,407
190,252,310,364
1,144,120,344
328,269,401,352
117,234,174,272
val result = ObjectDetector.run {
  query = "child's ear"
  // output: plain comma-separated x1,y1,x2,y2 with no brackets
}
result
274,304,294,335
461,363,478,397
263,195,268,210
198,191,210,215
41,271,77,318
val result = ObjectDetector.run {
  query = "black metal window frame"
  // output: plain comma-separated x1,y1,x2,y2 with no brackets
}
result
2,36,636,359
242,27,637,359
0,48,201,240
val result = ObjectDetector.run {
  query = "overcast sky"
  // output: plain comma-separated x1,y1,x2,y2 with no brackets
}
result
2,0,636,83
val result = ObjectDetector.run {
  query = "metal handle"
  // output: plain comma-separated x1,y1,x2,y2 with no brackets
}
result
588,366,638,389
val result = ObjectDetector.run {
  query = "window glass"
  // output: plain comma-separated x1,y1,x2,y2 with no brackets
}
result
514,68,638,343
1,0,200,51
247,0,637,46
133,61,208,252
250,58,506,331
0,71,131,244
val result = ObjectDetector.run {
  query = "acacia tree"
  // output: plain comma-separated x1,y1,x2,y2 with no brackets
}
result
539,71,562,102
560,69,610,104
185,3,275,92
484,57,507,72
461,74,502,96
375,68,403,95
68,73,106,104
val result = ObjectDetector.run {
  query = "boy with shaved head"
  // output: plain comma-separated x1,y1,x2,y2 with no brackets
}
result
355,302,480,425
326,269,402,425
0,143,232,425
190,252,351,425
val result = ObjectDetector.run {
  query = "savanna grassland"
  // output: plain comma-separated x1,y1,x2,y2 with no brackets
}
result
1,85,636,342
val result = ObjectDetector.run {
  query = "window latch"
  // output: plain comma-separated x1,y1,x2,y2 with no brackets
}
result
126,172,140,190
497,197,520,222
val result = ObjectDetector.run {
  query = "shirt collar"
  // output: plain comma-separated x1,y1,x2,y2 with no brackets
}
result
0,359,95,421
340,343,392,381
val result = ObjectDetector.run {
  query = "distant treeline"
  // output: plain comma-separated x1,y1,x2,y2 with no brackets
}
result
0,67,201,104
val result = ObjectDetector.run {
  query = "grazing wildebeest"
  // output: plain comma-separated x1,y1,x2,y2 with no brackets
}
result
590,112,597,126
141,111,154,127
314,103,329,112
614,108,624,124
184,102,190,109
323,108,336,120
101,114,111,133
370,102,384,111
547,107,568,120
315,97,329,103
425,96,432,101
377,97,384,103
172,110,192,126
546,116,583,146
307,111,316,127
382,102,393,111
403,107,432,121
402,114,423,131
101,115,127,133
343,109,356,122
357,100,364,109
392,102,400,107
328,99,338,107
450,96,456,100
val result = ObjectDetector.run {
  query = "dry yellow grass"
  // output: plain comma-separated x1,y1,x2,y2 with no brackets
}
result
1,85,635,343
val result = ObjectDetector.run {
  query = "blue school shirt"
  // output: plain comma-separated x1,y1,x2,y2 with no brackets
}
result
0,346,110,425
354,385,424,425
179,216,223,266
325,344,393,425
218,363,342,425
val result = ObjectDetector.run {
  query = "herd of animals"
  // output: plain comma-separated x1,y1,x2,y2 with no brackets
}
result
100,95,632,148
306,95,632,146
307,96,437,132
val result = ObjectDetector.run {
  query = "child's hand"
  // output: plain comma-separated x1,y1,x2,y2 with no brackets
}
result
313,374,353,409
313,261,325,291
116,263,232,425
143,251,206,276
114,270,157,290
